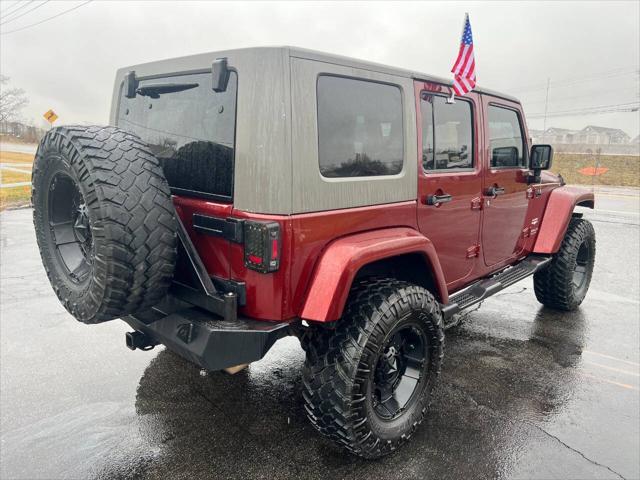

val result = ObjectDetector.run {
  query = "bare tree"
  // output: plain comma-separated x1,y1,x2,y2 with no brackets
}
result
0,75,28,123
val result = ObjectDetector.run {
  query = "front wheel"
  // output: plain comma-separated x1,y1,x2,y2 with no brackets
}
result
302,278,444,458
534,217,596,311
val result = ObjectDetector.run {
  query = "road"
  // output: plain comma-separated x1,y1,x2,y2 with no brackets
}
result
0,143,37,155
1,195,638,480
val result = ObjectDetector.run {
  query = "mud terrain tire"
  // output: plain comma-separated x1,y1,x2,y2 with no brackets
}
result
32,126,177,324
302,278,444,458
534,217,595,310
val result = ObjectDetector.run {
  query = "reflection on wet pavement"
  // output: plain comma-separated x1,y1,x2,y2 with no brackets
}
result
1,207,638,480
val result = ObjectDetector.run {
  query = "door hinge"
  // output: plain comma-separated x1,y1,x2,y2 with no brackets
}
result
471,197,483,210
527,187,542,199
466,245,481,258
522,218,539,238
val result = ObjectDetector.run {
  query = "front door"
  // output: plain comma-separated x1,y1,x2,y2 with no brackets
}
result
416,82,483,289
481,97,531,267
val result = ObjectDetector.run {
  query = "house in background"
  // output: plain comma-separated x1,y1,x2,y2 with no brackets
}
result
542,127,578,144
632,135,640,144
529,126,633,146
574,126,631,145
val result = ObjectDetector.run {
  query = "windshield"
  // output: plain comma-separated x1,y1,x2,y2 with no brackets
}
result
117,71,238,201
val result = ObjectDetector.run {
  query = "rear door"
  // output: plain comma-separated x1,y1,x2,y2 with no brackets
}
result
481,96,530,267
416,82,483,289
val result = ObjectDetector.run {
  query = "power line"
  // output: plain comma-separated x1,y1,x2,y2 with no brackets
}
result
0,0,19,9
0,0,36,21
0,0,32,17
1,0,92,35
512,69,639,95
527,102,640,119
0,0,50,26
529,103,639,118
523,87,640,106
0,1,24,16
514,68,638,93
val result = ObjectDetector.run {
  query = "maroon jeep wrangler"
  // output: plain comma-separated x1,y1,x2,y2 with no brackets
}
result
31,47,595,458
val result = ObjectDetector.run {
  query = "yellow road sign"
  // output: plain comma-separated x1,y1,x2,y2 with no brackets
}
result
43,109,58,124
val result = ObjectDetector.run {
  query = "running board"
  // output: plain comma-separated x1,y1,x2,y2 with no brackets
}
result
441,255,552,320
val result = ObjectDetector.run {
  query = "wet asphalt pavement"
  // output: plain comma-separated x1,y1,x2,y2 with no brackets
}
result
1,192,639,480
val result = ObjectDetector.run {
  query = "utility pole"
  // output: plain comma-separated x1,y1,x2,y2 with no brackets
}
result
541,77,551,142
593,147,601,191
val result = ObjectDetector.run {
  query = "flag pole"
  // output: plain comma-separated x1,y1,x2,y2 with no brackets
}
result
447,88,456,104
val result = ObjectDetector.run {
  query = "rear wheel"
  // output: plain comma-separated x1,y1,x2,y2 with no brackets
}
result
32,125,177,324
302,278,444,458
534,217,596,310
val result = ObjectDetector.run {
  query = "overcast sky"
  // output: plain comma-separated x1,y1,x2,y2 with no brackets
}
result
1,0,639,137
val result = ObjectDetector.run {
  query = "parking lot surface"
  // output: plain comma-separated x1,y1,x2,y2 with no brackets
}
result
1,196,639,480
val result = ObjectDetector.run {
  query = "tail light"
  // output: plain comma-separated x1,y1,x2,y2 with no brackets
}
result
243,221,281,273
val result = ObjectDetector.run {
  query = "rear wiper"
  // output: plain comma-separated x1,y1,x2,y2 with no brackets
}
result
136,83,199,98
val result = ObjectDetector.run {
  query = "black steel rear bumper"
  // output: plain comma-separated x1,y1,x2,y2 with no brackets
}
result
124,298,291,372
125,213,292,372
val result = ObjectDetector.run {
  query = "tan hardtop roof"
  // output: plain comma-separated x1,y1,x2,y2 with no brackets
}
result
288,46,520,103
121,46,520,104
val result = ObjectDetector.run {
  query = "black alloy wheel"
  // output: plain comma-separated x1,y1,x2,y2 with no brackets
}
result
572,240,591,293
372,324,427,421
47,172,93,284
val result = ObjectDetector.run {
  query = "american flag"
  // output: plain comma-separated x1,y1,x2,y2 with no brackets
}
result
451,13,476,97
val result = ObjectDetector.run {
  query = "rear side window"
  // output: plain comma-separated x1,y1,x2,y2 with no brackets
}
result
117,71,237,201
488,105,526,168
317,75,403,178
421,94,474,171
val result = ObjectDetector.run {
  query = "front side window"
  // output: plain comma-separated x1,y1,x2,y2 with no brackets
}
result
488,105,526,168
317,75,403,178
421,94,473,171
117,71,237,200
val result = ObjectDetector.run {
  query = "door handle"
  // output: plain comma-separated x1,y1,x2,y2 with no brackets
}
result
485,186,506,197
425,194,453,205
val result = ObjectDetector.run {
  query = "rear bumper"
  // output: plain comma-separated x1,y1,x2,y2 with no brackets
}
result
124,297,291,371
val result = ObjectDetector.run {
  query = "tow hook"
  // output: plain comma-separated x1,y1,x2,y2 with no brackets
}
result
125,331,157,351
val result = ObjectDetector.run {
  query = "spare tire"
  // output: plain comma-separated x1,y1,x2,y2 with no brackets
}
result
32,126,177,324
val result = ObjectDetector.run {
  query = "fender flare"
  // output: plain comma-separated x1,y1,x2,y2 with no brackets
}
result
299,227,448,322
533,186,595,254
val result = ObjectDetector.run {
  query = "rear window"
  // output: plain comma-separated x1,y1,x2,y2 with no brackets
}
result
317,75,403,178
117,71,237,201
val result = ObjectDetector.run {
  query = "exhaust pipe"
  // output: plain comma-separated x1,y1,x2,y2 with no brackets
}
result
125,331,157,351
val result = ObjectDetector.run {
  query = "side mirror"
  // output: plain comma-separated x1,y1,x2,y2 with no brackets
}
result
530,144,553,170
528,144,553,183
212,57,230,93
